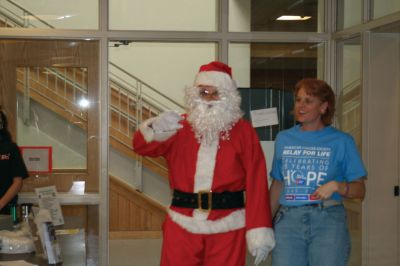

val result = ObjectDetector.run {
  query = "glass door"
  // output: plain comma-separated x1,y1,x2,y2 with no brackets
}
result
0,39,101,265
336,36,363,266
361,23,400,266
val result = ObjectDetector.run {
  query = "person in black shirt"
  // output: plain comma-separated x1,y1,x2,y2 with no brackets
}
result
0,109,28,214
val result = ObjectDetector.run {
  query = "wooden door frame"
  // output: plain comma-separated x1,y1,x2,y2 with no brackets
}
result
0,39,100,192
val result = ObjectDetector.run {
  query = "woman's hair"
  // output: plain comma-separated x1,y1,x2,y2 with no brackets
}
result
0,109,12,142
294,78,336,125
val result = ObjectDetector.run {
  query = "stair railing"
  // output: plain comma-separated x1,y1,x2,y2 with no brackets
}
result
17,64,184,191
109,62,184,190
0,0,54,28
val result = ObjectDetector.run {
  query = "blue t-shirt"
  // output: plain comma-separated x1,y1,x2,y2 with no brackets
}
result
270,125,367,206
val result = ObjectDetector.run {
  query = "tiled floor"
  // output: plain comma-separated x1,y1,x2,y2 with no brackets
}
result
109,238,162,266
109,238,271,266
109,234,360,266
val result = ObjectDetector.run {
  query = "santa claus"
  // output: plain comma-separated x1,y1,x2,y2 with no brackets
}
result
133,61,275,266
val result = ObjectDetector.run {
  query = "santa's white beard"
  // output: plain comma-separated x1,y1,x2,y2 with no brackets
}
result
185,87,243,145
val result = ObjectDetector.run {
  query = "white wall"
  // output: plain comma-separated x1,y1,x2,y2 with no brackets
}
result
343,45,361,87
109,42,217,106
229,0,250,32
229,43,251,87
343,0,362,29
109,0,217,31
13,0,98,29
261,141,274,186
110,148,171,206
109,149,137,188
373,0,400,19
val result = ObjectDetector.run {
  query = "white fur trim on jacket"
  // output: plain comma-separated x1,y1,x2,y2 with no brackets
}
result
246,227,275,255
168,209,245,234
192,140,219,220
193,140,218,192
139,117,177,142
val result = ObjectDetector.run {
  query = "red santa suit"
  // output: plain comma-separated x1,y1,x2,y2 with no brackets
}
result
133,61,274,266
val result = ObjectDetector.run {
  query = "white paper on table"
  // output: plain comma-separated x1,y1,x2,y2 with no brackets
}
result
250,107,279,128
35,186,64,226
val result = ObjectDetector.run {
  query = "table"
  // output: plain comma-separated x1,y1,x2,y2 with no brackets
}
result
0,217,86,265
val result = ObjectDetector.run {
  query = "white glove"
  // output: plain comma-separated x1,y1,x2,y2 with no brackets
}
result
152,111,183,133
252,246,270,265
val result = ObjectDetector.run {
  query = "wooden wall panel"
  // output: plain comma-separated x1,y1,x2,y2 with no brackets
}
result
109,176,166,239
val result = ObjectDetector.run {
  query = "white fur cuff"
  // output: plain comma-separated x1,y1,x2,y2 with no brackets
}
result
246,227,275,255
139,117,156,142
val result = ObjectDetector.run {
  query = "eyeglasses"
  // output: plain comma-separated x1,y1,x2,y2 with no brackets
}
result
198,87,219,99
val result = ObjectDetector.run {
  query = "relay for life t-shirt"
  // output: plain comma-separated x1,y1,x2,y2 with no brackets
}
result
270,125,367,206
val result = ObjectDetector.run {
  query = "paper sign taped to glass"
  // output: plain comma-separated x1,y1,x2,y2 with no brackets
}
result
250,107,279,128
20,146,52,174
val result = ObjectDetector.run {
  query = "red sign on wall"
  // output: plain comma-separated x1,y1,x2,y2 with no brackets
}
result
20,146,52,174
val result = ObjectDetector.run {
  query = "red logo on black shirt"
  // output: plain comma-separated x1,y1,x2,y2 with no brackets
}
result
0,153,10,160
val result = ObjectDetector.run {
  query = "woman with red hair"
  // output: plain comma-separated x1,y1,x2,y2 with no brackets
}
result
269,78,366,266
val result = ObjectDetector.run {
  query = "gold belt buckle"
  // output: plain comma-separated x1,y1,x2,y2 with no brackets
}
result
198,190,212,212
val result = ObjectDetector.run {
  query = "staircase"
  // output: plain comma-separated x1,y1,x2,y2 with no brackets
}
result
16,64,183,237
15,65,181,176
0,0,55,28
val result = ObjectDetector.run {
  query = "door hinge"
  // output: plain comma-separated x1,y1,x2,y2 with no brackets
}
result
394,186,399,196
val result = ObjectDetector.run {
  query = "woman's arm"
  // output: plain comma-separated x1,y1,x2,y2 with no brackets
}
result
337,179,366,200
0,177,23,210
269,179,284,217
312,178,366,201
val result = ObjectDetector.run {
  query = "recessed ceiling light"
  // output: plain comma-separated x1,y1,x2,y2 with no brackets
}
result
57,14,75,20
276,15,311,21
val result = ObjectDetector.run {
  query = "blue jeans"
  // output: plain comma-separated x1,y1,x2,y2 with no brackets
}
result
272,204,350,266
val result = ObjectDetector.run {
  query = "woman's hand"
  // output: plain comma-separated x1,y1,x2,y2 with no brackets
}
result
312,179,366,200
311,181,340,200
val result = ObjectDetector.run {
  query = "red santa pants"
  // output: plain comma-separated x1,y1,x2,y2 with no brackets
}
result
160,215,246,266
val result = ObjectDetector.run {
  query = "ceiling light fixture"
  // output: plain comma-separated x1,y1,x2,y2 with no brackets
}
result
276,15,311,21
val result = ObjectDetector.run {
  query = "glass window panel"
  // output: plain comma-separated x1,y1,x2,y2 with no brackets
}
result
336,38,362,147
109,0,217,31
0,39,100,194
17,67,88,170
229,0,324,32
0,39,100,265
229,42,325,141
337,0,362,30
373,0,400,19
61,205,99,265
0,0,98,29
336,37,362,266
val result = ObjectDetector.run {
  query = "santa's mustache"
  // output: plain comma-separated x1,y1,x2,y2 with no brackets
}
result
193,98,223,108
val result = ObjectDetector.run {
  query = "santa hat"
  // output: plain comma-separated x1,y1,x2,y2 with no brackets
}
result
194,61,237,91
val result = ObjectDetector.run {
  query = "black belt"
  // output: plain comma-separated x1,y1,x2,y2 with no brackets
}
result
171,190,245,211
